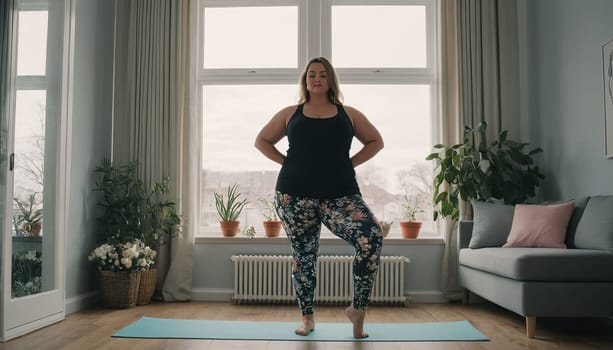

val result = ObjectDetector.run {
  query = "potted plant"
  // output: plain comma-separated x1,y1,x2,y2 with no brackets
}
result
93,158,181,247
258,197,282,237
93,159,145,244
399,194,425,239
426,121,545,221
140,177,182,250
242,225,256,239
92,158,181,305
88,239,155,308
214,184,248,237
13,193,43,237
379,220,393,237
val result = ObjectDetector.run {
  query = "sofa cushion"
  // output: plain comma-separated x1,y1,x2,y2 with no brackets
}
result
503,201,575,248
468,201,515,248
574,195,613,251
565,196,590,248
459,247,613,281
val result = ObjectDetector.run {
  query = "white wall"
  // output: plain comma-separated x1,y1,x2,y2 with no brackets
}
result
65,0,114,312
192,239,445,303
520,0,613,200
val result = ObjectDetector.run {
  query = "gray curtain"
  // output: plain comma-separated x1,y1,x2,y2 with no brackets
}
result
458,0,519,139
440,0,520,300
113,0,196,301
0,0,16,253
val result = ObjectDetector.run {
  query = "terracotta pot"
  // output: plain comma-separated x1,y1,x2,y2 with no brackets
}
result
219,221,240,237
262,221,282,237
399,221,422,239
22,222,42,237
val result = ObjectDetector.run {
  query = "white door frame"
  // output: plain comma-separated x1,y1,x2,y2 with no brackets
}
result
1,0,73,341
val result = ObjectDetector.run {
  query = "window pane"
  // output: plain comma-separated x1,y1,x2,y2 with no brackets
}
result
201,85,296,228
12,90,47,297
343,85,436,236
13,90,46,197
17,11,48,76
203,7,298,69
331,6,426,68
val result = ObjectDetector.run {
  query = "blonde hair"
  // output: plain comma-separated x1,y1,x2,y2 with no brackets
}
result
297,57,343,104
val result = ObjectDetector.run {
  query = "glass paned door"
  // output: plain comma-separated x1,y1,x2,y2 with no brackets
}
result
2,0,68,340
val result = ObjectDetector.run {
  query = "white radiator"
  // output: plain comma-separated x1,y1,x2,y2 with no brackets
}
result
231,255,410,306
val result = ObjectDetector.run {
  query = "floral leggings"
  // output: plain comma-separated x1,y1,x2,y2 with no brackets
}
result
275,191,384,316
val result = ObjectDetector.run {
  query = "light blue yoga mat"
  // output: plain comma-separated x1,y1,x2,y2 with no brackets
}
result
113,317,489,342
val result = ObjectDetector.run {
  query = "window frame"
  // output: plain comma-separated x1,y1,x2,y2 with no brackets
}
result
196,0,441,237
198,0,308,85
15,0,49,91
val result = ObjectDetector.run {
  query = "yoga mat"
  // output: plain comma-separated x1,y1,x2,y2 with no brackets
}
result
113,317,489,342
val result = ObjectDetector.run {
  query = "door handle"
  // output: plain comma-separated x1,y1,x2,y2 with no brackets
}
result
9,153,14,171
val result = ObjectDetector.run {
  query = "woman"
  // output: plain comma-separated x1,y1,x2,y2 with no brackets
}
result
254,57,384,339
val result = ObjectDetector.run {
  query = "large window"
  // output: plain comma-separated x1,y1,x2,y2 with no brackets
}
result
197,0,439,237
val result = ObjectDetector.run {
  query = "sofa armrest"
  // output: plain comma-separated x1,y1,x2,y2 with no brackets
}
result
458,220,474,249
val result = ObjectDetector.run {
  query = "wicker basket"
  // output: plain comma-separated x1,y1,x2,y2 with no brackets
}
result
100,270,141,308
136,268,158,305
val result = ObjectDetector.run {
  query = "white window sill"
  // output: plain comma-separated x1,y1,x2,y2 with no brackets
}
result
195,230,444,245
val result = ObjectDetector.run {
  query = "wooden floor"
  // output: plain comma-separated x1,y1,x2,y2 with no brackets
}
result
1,301,613,350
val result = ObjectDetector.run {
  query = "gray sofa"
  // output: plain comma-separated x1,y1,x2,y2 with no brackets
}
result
458,195,613,338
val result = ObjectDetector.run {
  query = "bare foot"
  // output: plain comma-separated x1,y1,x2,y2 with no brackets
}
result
295,314,315,336
345,305,369,339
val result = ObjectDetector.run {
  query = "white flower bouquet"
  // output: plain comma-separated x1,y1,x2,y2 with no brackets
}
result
88,239,157,272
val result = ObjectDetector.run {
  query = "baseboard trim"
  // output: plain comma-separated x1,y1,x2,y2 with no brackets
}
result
2,312,64,342
191,288,234,301
408,290,448,304
191,288,448,304
65,290,100,315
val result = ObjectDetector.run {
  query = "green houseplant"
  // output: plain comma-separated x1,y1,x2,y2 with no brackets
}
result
93,159,145,244
92,158,181,306
426,121,545,221
214,184,248,237
13,193,43,236
12,250,42,297
93,158,181,248
258,197,282,237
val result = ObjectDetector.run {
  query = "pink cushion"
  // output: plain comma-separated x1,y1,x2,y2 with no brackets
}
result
503,201,575,248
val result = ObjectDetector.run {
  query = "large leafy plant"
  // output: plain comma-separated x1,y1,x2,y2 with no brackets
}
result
93,158,181,250
426,121,545,221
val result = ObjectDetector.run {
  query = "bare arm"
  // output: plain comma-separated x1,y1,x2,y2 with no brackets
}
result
345,106,384,168
254,106,296,165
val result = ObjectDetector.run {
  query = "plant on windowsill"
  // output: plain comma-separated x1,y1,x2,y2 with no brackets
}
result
258,197,282,237
426,121,545,221
399,194,425,239
13,193,43,237
214,184,248,237
379,220,393,237
242,225,256,239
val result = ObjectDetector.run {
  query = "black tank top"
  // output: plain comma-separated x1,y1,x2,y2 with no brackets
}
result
275,104,361,199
